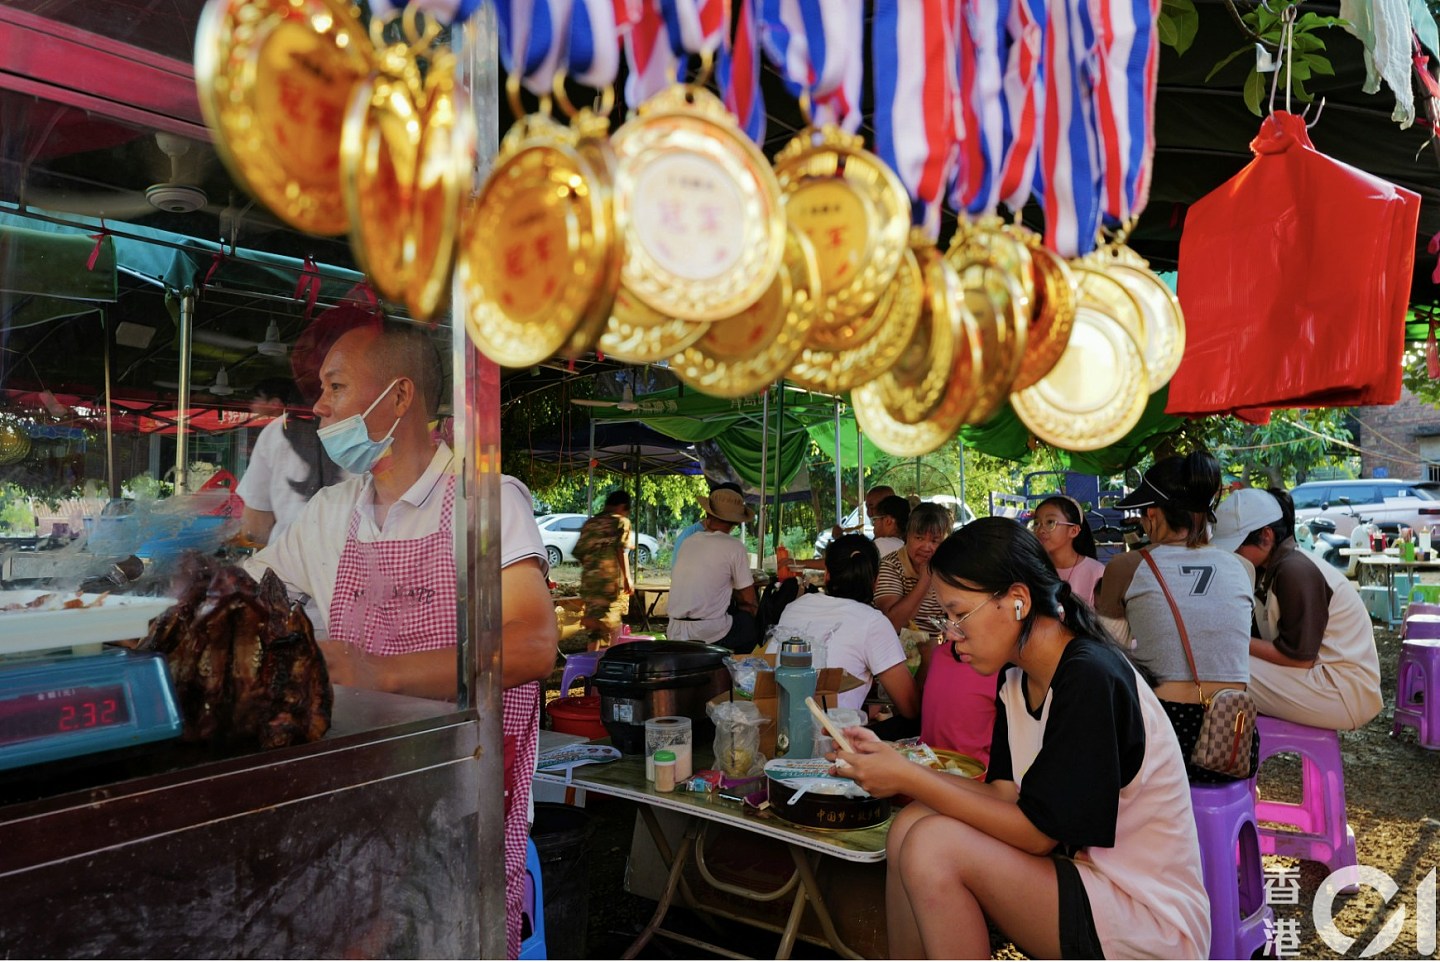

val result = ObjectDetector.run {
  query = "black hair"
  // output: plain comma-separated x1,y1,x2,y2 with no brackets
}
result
253,377,298,406
931,517,1117,656
824,534,880,604
1144,451,1222,547
1035,495,1098,559
875,494,911,531
375,320,444,417
1241,488,1295,548
908,502,952,539
604,489,631,510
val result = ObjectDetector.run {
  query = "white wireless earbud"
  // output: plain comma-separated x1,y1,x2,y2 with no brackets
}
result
1014,599,1024,621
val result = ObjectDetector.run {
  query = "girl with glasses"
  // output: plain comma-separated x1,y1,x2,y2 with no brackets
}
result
1029,496,1105,606
834,518,1211,960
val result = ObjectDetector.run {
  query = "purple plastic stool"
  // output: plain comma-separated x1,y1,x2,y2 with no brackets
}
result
1254,716,1357,874
1403,613,1440,641
559,650,603,696
1190,781,1273,961
1393,638,1440,749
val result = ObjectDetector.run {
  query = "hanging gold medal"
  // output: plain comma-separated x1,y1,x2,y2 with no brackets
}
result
1077,240,1186,392
1006,226,1078,391
195,0,370,235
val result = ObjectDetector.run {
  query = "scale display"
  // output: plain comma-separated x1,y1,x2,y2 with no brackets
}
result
0,649,181,771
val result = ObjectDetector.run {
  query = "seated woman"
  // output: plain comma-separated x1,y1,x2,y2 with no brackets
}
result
771,534,918,721
835,518,1211,960
1030,495,1106,606
1096,452,1258,783
875,503,997,764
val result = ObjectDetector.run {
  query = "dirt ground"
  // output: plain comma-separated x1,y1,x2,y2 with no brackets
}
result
543,579,1440,960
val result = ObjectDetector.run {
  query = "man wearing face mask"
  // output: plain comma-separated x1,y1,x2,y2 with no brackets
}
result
245,321,557,959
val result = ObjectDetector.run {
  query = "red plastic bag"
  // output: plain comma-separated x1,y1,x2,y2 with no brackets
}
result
1168,111,1420,418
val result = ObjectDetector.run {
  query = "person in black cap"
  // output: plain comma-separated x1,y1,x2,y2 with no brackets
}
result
1095,452,1258,782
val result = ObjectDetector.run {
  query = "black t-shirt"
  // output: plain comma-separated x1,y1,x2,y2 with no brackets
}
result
985,635,1147,849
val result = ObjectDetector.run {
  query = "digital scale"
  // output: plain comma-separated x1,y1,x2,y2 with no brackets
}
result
0,591,182,772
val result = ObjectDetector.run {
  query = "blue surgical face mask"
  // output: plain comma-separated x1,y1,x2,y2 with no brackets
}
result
317,378,401,475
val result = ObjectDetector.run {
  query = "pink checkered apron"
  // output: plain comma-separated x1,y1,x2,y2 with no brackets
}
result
328,477,539,958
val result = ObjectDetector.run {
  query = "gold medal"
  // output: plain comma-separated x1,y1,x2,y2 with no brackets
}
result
612,85,784,321
788,244,924,395
1079,245,1185,391
670,228,820,398
949,241,1030,414
774,126,909,343
1071,265,1146,348
597,287,708,363
859,242,960,424
459,110,615,367
1007,228,1077,391
195,0,370,236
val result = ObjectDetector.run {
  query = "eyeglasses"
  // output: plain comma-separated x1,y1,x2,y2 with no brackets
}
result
1029,518,1079,532
919,591,1003,641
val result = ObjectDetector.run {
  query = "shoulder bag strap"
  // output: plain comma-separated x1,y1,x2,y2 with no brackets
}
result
1139,548,1207,703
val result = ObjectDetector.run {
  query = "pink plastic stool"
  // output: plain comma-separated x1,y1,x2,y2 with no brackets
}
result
559,650,603,696
1190,782,1273,961
1404,614,1440,641
1393,638,1440,749
1254,716,1357,874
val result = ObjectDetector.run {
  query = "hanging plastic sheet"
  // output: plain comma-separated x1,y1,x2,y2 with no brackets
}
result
1168,111,1420,419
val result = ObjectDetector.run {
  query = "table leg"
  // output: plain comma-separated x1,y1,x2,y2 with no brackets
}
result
623,813,699,961
788,844,865,960
642,590,664,631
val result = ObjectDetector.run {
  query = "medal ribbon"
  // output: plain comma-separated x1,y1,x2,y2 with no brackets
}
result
952,0,1012,215
496,0,574,96
623,1,677,106
1037,0,1102,256
567,0,634,89
873,0,962,236
720,0,767,142
365,0,486,24
997,0,1045,213
758,0,863,131
1093,0,1159,222
658,0,730,57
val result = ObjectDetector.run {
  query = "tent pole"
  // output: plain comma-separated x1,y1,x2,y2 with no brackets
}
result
757,387,769,569
833,400,843,526
633,444,641,585
957,437,966,520
587,418,596,511
102,310,117,500
175,287,195,493
773,384,784,553
855,417,864,526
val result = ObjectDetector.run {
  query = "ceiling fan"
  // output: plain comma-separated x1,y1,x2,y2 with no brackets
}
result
23,131,210,219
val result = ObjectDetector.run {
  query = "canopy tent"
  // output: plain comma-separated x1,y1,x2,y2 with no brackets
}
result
528,421,704,477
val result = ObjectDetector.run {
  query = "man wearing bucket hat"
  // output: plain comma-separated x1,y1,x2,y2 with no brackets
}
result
1211,487,1382,731
667,487,760,652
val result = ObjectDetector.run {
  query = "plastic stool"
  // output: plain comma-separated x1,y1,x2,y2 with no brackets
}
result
1393,638,1440,749
1408,586,1440,606
518,838,547,959
1190,782,1273,961
559,650,603,696
1254,716,1357,874
1404,614,1440,641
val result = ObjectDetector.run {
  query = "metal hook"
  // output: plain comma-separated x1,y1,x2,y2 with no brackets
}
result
1305,96,1327,127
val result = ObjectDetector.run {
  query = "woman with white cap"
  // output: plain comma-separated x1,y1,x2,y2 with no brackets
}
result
1094,452,1258,782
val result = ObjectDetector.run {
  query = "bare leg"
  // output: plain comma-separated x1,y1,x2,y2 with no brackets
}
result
899,813,1063,959
885,802,936,959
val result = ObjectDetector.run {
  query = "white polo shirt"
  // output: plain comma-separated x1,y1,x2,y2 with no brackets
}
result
666,529,752,642
246,443,545,634
236,415,353,542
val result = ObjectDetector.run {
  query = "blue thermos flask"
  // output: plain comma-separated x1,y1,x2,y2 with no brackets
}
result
775,638,819,757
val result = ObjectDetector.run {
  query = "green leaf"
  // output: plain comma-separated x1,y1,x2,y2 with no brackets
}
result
1158,0,1200,55
1310,54,1336,75
1206,44,1254,82
1292,32,1325,52
1290,60,1312,81
1244,68,1267,115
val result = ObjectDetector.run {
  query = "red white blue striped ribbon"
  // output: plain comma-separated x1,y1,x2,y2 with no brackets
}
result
1092,0,1159,222
566,0,633,89
365,0,485,24
872,0,962,236
720,0,766,142
624,2,677,105
1037,0,1103,257
659,0,730,56
951,0,1011,215
997,0,1045,213
758,0,862,131
496,0,573,95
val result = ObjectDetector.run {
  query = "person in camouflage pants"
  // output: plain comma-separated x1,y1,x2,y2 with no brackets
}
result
575,489,634,649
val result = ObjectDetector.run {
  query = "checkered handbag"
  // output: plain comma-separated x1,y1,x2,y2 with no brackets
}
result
1141,550,1258,779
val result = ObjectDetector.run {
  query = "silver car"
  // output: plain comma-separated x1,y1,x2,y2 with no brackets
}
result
1290,479,1440,537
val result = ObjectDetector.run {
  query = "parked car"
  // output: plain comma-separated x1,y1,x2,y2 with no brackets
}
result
534,513,659,568
1290,479,1440,537
813,494,977,555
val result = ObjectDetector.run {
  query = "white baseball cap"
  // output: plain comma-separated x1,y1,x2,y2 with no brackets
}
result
1211,488,1284,553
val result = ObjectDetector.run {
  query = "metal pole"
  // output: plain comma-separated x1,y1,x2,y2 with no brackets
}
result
833,400,843,526
855,417,865,525
957,437,967,520
102,311,117,500
587,417,596,511
757,388,769,567
458,6,506,958
175,287,195,492
773,385,784,552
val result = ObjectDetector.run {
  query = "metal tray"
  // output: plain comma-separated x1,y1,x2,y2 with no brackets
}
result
0,591,175,658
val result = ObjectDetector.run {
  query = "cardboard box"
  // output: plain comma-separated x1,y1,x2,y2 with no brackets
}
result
708,653,864,759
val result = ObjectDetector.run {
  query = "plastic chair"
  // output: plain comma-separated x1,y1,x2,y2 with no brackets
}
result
1409,584,1440,606
518,838,547,960
1190,781,1273,962
559,650,603,696
1393,638,1440,750
1253,716,1357,874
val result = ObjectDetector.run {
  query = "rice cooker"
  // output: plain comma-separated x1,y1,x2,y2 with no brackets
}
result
593,641,731,754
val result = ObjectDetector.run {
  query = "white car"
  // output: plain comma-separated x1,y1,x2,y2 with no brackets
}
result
812,495,977,555
535,513,659,568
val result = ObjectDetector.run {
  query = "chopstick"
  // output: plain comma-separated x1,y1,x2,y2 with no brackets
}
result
805,696,855,754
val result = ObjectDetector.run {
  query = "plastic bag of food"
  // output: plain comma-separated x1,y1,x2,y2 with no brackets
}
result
723,655,772,700
707,700,766,777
